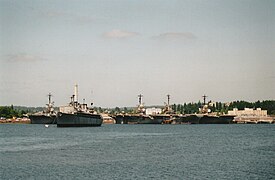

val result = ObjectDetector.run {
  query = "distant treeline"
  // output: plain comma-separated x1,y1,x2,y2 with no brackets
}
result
0,105,27,118
101,100,275,115
171,100,275,115
1,100,275,118
0,106,58,118
13,106,59,112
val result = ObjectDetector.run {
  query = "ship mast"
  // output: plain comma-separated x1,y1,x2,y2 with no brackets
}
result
74,84,78,103
46,93,54,113
167,94,171,112
200,94,209,114
71,95,75,103
138,94,143,106
48,93,52,105
137,94,144,114
202,94,208,105
167,94,170,106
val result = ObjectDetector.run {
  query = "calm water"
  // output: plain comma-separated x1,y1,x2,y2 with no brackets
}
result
0,124,274,179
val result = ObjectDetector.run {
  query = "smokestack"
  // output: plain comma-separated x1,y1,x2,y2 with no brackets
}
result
74,84,78,102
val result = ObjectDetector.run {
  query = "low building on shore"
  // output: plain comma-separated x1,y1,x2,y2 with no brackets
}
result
228,108,267,117
228,108,273,124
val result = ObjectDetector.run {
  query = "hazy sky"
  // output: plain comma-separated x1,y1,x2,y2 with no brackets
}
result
0,0,275,107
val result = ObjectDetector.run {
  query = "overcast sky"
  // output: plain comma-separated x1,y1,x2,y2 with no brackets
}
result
0,0,274,107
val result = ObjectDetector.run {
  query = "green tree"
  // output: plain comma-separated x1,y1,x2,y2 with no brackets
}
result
176,104,181,114
98,107,103,113
172,104,177,112
115,107,121,113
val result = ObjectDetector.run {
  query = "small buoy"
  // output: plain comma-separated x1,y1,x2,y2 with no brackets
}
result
45,124,49,128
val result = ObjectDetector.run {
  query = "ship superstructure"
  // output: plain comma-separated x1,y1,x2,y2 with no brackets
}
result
180,95,235,124
57,84,102,127
115,94,163,124
29,93,57,124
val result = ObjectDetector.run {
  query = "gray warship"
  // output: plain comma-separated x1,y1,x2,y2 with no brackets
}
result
150,94,176,124
115,94,163,124
180,95,235,124
29,93,57,124
56,85,102,127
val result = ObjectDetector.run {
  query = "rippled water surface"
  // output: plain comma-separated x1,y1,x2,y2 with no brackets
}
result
0,124,274,179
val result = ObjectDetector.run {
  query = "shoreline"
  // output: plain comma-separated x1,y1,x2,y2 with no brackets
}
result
0,118,30,124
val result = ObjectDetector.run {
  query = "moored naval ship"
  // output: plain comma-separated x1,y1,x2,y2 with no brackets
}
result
56,85,102,127
115,94,163,124
179,113,235,124
29,93,57,124
150,94,176,124
181,95,235,124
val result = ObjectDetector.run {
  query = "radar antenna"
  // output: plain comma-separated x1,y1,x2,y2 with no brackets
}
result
167,94,170,106
47,93,52,105
138,94,143,106
202,94,208,105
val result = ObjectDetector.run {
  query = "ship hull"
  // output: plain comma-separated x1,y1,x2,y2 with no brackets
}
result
218,115,235,124
138,116,163,124
181,115,200,124
114,115,124,124
198,115,220,124
199,115,235,124
151,114,173,124
181,114,234,124
29,115,56,124
115,114,163,124
57,112,102,127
